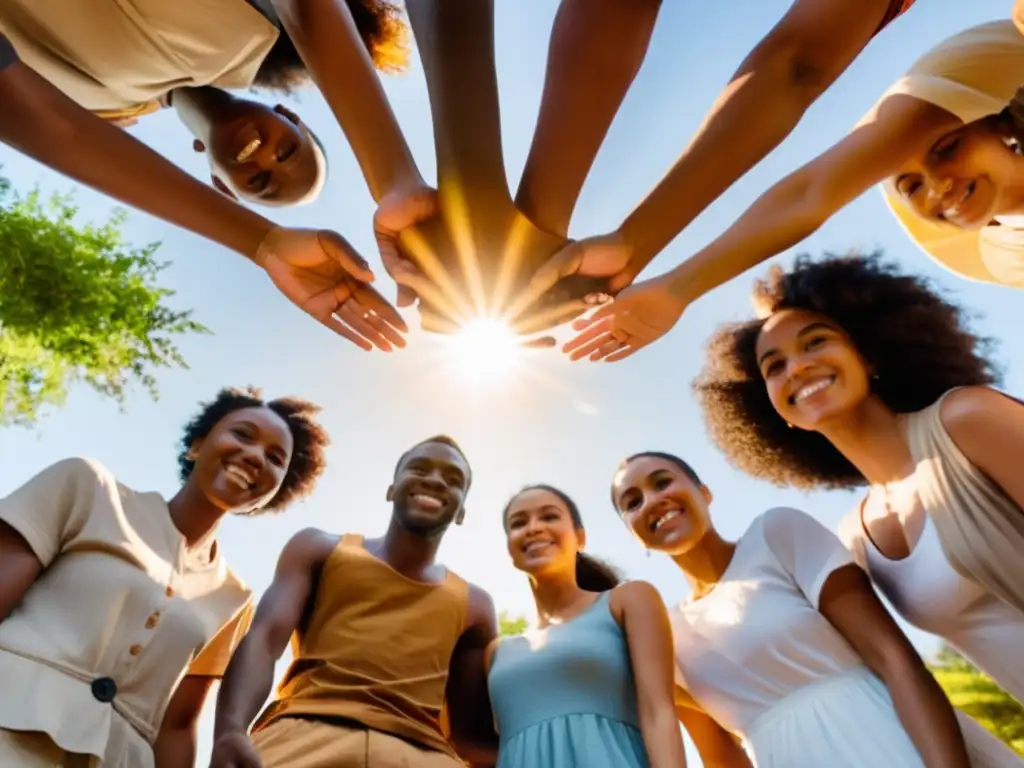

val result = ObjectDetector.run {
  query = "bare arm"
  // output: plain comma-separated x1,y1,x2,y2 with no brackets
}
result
270,0,421,200
405,0,509,210
940,386,1024,510
819,565,969,767
612,581,688,767
514,0,661,237
676,701,752,768
445,584,499,767
0,522,42,624
213,529,333,740
619,0,897,267
0,34,272,259
661,95,959,302
154,676,216,768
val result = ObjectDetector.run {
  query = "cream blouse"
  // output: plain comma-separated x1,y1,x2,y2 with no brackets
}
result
0,0,279,116
0,458,252,768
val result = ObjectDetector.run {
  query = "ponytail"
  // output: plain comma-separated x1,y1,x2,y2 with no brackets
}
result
575,552,622,593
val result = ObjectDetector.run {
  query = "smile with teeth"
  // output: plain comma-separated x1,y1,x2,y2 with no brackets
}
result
942,180,976,220
524,540,553,554
791,377,834,404
236,137,261,162
412,493,444,510
224,464,256,491
650,509,682,533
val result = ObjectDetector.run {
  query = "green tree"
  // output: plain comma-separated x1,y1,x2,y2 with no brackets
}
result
931,644,1024,756
499,612,528,636
0,175,206,427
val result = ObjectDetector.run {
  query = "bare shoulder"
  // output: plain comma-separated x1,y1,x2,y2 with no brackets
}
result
609,580,667,621
940,386,1021,433
464,581,497,634
276,527,340,572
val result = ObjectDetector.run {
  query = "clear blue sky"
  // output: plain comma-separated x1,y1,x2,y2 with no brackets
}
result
0,0,1018,762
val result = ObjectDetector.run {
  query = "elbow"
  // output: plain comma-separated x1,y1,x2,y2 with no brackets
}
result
740,38,833,110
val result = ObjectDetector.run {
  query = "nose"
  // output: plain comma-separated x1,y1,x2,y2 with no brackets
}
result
240,450,265,474
923,176,954,214
420,470,446,490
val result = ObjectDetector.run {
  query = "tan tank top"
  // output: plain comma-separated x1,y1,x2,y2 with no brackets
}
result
254,534,469,757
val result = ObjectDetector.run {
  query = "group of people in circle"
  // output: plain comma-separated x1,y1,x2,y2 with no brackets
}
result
2,0,1024,766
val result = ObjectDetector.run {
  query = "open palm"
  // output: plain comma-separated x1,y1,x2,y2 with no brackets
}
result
562,274,688,362
258,227,408,352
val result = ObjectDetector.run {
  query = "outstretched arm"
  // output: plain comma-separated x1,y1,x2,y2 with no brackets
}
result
619,0,902,269
0,34,271,259
270,0,422,200
211,529,335,765
514,0,661,237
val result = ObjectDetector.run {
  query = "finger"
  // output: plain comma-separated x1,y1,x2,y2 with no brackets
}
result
520,336,557,349
397,284,418,308
607,269,636,294
389,271,462,326
350,304,407,349
588,338,623,362
512,298,590,335
318,313,373,351
570,301,618,331
605,346,638,363
336,303,393,351
504,244,584,320
315,230,375,283
562,318,613,355
568,332,619,362
420,307,462,335
348,283,409,334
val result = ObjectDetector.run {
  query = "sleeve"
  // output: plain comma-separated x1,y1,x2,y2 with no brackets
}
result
186,600,254,677
0,457,100,567
762,507,854,609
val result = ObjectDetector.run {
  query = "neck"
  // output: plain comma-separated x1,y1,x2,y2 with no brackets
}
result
166,482,225,548
379,516,443,575
171,86,235,145
530,570,586,626
814,396,913,484
672,529,736,598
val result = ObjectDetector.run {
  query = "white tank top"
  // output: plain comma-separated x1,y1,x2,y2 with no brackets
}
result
863,514,1024,701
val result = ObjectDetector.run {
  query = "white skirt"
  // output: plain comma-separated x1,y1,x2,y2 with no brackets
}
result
743,668,1021,768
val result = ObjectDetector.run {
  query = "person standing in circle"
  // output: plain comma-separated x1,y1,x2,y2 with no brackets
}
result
487,485,686,768
0,386,330,767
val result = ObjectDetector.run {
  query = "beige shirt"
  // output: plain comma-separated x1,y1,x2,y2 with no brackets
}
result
0,0,279,115
0,458,252,768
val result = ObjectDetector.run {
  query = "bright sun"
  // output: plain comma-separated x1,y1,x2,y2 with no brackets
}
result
446,317,523,387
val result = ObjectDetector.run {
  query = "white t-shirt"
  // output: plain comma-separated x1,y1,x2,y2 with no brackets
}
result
670,507,861,737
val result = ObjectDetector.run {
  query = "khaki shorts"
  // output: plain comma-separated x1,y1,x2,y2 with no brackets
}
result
252,717,465,768
0,729,96,768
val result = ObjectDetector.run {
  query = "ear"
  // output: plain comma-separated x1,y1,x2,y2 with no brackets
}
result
211,175,239,200
274,104,300,125
187,438,204,461
386,484,395,503
701,485,713,505
576,527,588,550
193,139,206,153
454,506,466,526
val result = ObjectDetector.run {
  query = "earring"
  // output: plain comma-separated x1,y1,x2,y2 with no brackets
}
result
646,548,651,559
786,422,794,429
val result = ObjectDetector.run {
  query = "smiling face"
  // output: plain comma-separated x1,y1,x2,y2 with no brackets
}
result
612,456,712,556
504,487,583,578
755,308,873,431
188,406,294,514
389,442,470,536
892,117,1024,230
203,102,322,206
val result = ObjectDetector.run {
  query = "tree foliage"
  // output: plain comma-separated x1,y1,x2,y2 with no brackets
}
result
931,644,1024,756
499,612,528,636
0,175,207,427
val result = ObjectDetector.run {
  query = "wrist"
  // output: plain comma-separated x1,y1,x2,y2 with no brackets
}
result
616,217,656,272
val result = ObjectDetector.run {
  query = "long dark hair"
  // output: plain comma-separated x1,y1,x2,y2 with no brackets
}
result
503,484,622,592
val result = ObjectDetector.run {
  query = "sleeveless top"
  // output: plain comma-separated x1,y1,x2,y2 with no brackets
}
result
487,591,648,768
253,534,469,758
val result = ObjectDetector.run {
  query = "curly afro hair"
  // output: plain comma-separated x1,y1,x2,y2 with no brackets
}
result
177,386,331,513
254,0,410,93
694,252,1000,491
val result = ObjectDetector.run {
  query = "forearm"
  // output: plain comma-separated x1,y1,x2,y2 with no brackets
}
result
271,0,421,200
641,708,689,768
0,51,272,259
621,51,822,268
664,170,823,300
885,660,970,767
213,634,279,738
514,0,661,236
405,0,509,208
153,726,197,768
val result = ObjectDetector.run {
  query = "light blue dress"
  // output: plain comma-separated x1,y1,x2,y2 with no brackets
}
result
487,591,650,768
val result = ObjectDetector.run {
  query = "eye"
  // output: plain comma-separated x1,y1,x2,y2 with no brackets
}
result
803,335,827,351
267,452,285,468
933,136,961,159
277,141,298,163
232,427,253,442
654,476,671,490
763,358,785,378
247,170,271,192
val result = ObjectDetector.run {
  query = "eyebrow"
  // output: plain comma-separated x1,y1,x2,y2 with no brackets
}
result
757,321,835,365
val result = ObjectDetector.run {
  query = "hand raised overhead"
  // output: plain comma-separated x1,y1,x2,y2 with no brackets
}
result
256,227,408,352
